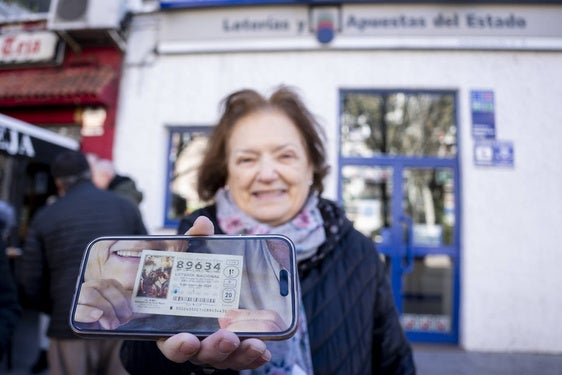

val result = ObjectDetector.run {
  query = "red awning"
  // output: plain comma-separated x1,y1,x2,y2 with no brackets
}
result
0,66,117,106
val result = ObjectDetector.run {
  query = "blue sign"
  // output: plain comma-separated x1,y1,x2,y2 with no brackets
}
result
471,90,496,139
474,140,514,167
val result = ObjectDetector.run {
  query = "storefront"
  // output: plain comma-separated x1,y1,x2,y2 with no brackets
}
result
0,7,126,244
115,1,562,353
0,113,78,244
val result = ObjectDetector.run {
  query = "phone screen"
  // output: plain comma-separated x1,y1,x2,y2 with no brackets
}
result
70,235,298,340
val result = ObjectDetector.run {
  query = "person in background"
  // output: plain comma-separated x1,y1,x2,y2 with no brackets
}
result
23,150,147,375
87,154,144,206
120,86,416,374
0,200,21,364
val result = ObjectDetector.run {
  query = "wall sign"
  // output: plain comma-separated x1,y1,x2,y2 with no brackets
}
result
470,90,496,139
474,140,514,167
0,31,62,67
158,3,562,53
0,113,79,163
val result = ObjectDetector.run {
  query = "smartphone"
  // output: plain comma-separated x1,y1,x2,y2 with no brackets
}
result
69,234,298,340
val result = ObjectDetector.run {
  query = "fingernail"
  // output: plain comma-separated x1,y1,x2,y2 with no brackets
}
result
218,338,239,354
261,349,272,361
90,309,103,320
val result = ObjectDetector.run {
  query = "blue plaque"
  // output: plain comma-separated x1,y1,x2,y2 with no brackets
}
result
471,90,496,139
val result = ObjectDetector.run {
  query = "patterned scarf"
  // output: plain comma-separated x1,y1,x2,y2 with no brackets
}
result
216,188,322,375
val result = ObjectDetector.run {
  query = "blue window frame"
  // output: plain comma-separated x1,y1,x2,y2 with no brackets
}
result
338,88,461,344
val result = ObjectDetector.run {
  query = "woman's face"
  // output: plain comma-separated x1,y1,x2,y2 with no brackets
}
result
85,240,186,290
226,110,313,226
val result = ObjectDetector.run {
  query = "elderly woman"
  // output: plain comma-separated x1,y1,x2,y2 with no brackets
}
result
121,87,415,374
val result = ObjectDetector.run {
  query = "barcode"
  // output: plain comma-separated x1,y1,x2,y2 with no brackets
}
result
173,296,216,303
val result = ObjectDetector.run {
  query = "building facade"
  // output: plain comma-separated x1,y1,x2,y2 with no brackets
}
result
115,1,562,353
0,0,127,243
1,0,561,355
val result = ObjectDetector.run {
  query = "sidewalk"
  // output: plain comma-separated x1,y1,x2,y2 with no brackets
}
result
414,343,562,375
3,309,561,375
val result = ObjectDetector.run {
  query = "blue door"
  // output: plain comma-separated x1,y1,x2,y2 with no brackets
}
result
338,89,460,343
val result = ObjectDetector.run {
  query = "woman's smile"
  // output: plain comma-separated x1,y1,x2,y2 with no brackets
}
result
226,110,313,226
251,189,287,199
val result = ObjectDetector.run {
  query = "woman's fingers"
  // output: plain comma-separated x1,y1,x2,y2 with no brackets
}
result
74,304,103,323
156,332,202,363
156,329,271,371
185,216,215,235
218,309,288,332
210,337,271,371
76,279,133,329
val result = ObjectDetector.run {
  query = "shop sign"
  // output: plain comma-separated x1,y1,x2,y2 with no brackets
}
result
0,114,79,163
0,126,35,158
158,4,562,53
340,5,561,38
0,31,61,66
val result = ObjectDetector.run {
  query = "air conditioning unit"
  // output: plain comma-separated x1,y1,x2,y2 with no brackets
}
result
48,0,127,30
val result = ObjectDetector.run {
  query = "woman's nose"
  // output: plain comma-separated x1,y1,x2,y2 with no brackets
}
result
256,159,278,181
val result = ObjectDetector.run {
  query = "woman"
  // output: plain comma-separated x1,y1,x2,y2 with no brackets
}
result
121,86,416,374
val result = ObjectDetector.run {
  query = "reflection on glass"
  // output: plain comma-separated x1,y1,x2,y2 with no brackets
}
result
401,255,453,333
167,129,211,222
71,237,296,337
402,168,455,246
341,166,392,242
341,92,457,157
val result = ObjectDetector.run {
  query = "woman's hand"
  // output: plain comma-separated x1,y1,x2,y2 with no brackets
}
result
219,309,288,333
74,278,134,330
157,329,271,370
156,216,272,370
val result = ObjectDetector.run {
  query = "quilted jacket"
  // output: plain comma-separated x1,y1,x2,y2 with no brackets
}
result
121,198,415,375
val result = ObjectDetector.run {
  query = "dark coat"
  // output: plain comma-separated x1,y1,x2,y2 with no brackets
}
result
0,236,21,361
108,174,143,206
121,198,415,374
23,181,147,339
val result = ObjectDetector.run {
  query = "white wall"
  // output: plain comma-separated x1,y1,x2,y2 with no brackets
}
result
114,13,562,353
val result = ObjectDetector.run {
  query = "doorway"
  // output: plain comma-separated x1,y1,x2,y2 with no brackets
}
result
338,89,460,343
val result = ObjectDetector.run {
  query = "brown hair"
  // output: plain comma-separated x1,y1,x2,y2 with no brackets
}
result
197,86,330,201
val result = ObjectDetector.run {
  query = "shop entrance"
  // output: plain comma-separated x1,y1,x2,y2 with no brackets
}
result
339,89,459,343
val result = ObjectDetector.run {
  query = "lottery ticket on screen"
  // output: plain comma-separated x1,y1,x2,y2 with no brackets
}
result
131,250,243,318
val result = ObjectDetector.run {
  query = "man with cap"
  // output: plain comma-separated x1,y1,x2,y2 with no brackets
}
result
22,150,147,375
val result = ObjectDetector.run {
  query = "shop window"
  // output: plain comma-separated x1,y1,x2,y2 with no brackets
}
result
164,126,212,228
0,0,51,22
341,91,457,158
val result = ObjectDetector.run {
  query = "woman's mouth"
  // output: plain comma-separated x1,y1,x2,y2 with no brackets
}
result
252,189,286,199
114,249,143,258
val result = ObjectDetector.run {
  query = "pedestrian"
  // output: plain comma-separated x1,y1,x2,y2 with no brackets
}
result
120,86,416,374
0,200,21,364
23,149,147,375
87,154,144,206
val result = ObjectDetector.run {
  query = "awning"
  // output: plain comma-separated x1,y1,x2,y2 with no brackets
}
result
0,113,79,163
0,66,116,106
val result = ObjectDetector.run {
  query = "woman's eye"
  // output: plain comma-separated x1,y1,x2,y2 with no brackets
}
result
280,152,296,160
237,156,255,164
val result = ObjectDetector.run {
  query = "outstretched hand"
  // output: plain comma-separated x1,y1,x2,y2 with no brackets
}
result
155,216,272,370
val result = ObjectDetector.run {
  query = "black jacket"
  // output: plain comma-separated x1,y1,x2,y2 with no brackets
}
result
23,181,147,339
121,198,415,374
0,236,21,361
108,174,144,206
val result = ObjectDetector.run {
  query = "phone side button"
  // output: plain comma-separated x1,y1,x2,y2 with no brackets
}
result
279,269,289,296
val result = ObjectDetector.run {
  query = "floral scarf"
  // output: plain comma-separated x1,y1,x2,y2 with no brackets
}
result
216,188,323,375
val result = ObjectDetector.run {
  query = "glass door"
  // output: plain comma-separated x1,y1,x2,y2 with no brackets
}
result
339,89,460,343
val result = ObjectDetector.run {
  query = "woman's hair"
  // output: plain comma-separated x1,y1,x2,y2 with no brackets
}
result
197,86,330,201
